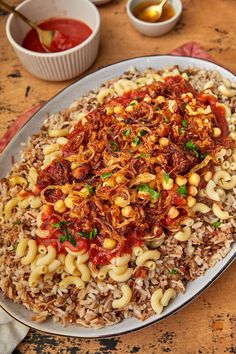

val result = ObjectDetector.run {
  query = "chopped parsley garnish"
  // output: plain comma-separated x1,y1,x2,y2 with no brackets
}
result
185,140,199,158
212,220,222,229
132,130,148,146
139,129,148,136
60,231,76,246
164,116,169,123
134,153,150,159
52,221,68,229
164,172,170,183
90,228,98,239
132,136,142,146
155,106,160,111
179,127,185,134
177,185,187,197
85,184,95,195
138,184,161,202
52,221,76,246
130,101,137,106
79,228,98,240
109,141,120,152
181,119,188,128
169,268,179,275
69,236,76,246
101,172,113,180
60,235,68,243
123,128,131,137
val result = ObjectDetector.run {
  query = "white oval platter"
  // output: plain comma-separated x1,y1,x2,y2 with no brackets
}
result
0,55,235,338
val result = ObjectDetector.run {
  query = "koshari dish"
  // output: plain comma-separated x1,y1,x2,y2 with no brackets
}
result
0,66,235,328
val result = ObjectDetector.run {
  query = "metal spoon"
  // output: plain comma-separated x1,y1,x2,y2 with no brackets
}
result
140,0,168,22
0,0,57,52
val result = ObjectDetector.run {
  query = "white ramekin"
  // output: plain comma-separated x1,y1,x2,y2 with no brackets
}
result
126,0,182,37
6,0,101,81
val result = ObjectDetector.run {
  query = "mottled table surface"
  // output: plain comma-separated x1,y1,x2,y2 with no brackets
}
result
1,0,236,353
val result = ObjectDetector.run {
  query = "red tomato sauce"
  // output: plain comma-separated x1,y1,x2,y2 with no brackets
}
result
22,17,92,53
197,93,229,138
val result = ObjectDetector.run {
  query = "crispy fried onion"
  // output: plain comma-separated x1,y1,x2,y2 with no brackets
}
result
130,172,156,187
66,145,95,165
95,217,124,244
186,155,212,176
103,151,130,167
40,185,69,205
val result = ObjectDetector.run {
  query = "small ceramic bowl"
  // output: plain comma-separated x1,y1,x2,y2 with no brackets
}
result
6,0,101,81
89,0,113,5
126,0,182,37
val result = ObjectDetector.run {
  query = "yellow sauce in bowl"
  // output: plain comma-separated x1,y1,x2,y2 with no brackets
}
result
133,1,175,23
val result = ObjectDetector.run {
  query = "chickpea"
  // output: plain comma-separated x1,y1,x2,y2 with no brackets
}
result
168,206,179,219
159,137,169,147
204,171,212,182
186,196,196,208
121,205,133,218
213,127,221,137
188,173,201,187
54,200,67,213
103,238,117,250
175,176,188,186
188,185,198,197
114,196,129,208
64,195,74,209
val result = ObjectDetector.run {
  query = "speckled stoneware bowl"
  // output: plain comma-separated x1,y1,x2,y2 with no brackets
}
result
6,0,101,81
0,56,235,338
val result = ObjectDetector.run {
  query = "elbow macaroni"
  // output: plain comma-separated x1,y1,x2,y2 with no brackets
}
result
4,197,19,217
212,203,230,219
174,227,191,242
136,250,160,266
112,284,132,309
151,289,163,314
29,265,48,287
48,128,69,138
205,181,220,201
109,268,133,282
160,288,176,307
21,240,37,265
192,203,210,214
36,245,57,266
59,276,85,289
151,288,176,314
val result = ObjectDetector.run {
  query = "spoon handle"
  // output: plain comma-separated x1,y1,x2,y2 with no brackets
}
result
0,0,37,30
160,0,168,6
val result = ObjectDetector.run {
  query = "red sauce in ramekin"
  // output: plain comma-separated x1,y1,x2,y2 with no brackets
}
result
22,17,92,53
